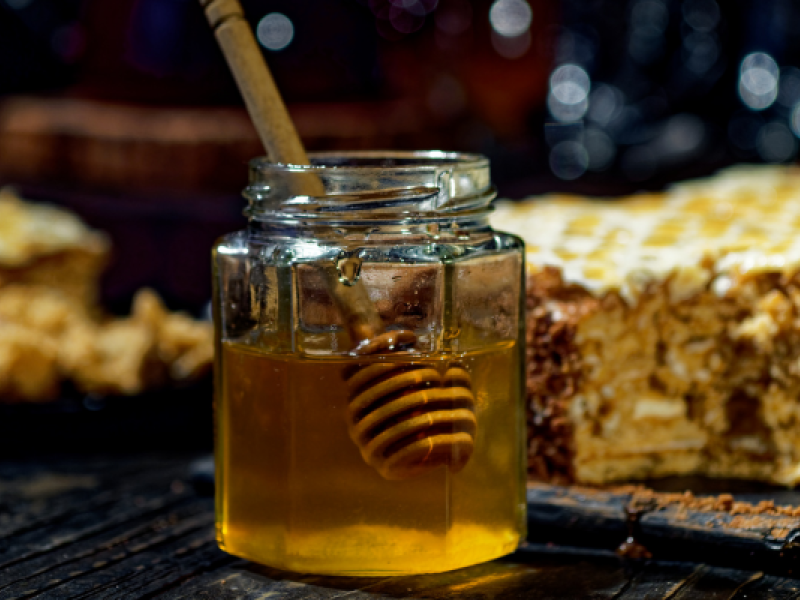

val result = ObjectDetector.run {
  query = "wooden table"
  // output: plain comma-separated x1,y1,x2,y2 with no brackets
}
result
2,454,799,599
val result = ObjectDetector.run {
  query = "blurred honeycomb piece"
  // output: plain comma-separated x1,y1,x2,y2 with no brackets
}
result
0,189,212,402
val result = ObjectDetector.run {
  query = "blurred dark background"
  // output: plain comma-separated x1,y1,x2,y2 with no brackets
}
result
0,0,798,313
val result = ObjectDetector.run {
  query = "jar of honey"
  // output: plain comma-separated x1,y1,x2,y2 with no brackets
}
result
212,151,526,575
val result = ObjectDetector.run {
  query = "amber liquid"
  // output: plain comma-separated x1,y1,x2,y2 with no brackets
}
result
215,340,526,575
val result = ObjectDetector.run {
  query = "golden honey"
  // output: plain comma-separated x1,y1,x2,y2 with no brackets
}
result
215,339,525,575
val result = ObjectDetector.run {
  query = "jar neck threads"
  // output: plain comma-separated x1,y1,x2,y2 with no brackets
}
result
243,151,496,226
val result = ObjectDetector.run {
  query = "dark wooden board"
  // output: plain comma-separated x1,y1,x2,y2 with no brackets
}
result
527,482,800,576
2,455,800,598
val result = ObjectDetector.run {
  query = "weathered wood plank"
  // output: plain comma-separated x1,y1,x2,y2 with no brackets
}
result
612,563,763,600
0,488,193,571
101,541,235,600
0,456,191,549
0,501,213,599
0,456,221,599
527,483,800,576
14,526,218,599
159,568,388,600
218,546,631,600
4,455,800,599
725,574,800,599
656,565,763,600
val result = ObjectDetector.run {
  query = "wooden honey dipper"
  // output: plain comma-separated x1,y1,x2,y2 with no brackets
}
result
343,360,477,480
330,258,477,480
200,0,477,480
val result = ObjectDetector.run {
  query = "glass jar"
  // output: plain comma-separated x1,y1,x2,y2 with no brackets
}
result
212,151,526,575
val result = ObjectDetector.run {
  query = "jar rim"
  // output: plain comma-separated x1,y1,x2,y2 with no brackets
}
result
249,150,489,172
245,150,495,225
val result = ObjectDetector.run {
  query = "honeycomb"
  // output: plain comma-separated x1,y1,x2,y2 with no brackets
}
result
0,190,212,402
491,165,800,302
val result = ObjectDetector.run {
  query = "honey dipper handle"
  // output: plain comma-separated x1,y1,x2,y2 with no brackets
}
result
200,0,397,351
198,0,322,193
325,267,385,345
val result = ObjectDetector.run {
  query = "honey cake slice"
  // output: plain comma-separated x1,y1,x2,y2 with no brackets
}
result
491,165,800,486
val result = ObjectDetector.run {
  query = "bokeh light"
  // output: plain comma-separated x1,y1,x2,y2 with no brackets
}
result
488,0,532,58
583,128,616,171
548,64,590,122
660,113,705,157
627,0,668,65
256,13,294,51
682,0,720,32
489,0,532,38
682,31,719,74
587,84,624,127
549,140,589,180
491,31,531,59
5,0,33,8
738,52,779,111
